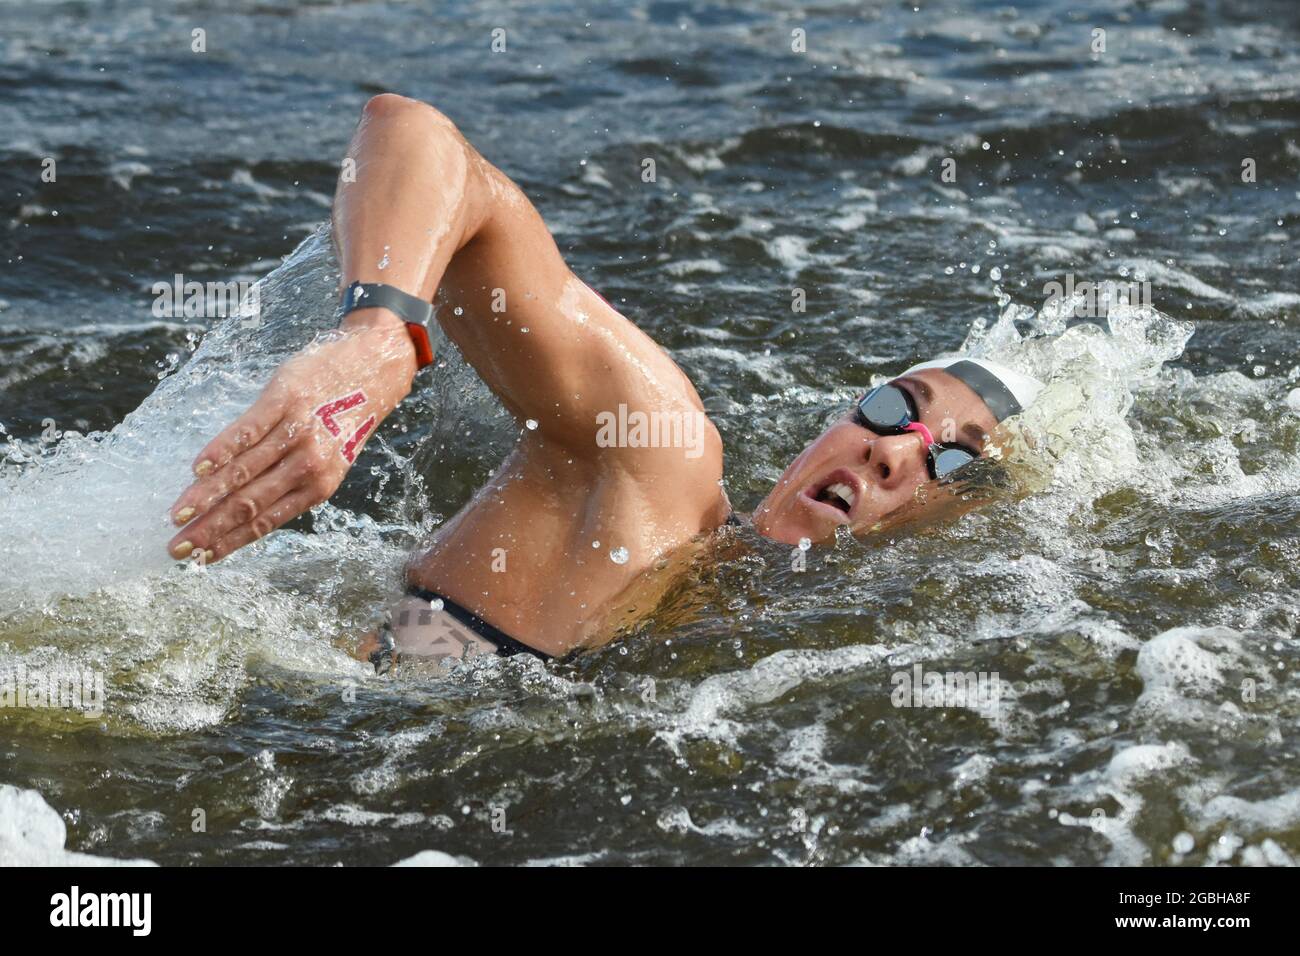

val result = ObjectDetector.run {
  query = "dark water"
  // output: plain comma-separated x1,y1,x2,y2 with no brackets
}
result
1,0,1299,865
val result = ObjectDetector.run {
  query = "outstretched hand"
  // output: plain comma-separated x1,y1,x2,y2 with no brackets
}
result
166,320,417,564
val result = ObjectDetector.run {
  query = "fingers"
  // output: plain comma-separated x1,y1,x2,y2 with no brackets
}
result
171,420,295,525
190,403,284,478
205,487,325,563
167,453,305,559
165,350,392,563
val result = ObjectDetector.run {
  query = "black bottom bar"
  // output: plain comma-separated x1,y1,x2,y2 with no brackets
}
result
0,864,1282,941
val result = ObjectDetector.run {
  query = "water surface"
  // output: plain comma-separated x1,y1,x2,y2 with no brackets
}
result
1,0,1299,866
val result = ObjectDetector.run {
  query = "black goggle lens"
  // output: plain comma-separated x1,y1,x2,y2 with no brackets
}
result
931,445,977,479
854,384,978,480
856,385,914,431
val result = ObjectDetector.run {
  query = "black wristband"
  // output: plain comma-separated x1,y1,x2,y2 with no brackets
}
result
338,281,433,328
339,280,437,369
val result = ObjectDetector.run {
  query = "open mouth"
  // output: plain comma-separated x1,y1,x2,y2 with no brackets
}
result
815,481,855,513
798,468,861,522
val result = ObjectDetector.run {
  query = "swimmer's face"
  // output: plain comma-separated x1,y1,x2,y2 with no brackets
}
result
753,368,1000,546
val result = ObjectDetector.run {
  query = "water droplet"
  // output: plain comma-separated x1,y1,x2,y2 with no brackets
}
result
1172,832,1195,854
429,598,444,612
525,419,538,430
989,266,1002,281
592,540,600,548
610,547,629,565
798,537,811,551
981,141,990,151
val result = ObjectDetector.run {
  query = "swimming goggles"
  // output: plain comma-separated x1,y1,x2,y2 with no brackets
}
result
853,384,979,479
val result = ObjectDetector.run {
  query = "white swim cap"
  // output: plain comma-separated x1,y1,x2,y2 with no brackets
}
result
898,357,1043,422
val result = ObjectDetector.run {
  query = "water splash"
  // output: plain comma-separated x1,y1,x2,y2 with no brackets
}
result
0,227,348,607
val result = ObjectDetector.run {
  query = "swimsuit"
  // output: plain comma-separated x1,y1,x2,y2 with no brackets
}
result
404,585,553,659
369,586,552,673
374,512,744,672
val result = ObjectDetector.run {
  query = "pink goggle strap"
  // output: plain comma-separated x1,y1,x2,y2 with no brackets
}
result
903,421,935,446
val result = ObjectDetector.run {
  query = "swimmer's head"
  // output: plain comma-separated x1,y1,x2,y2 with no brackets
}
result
753,357,1043,545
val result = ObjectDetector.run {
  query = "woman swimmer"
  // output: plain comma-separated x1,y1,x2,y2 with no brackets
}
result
164,94,1045,668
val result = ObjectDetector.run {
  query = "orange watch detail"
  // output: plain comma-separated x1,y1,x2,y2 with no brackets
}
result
405,321,435,369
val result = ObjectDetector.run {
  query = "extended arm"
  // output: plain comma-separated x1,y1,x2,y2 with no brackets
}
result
166,94,712,563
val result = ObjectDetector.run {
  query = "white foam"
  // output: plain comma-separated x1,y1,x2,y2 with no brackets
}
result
1106,742,1192,784
656,643,898,752
1197,789,1300,835
391,849,477,867
0,227,345,608
0,784,156,866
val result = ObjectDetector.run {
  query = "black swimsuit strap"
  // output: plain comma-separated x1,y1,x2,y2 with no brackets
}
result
405,586,553,661
403,516,741,663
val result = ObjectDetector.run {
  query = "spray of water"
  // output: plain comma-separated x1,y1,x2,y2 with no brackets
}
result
0,227,353,603
5,234,1297,867
0,229,419,736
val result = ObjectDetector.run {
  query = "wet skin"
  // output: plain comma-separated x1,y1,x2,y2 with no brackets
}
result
751,367,999,547
171,94,1001,657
